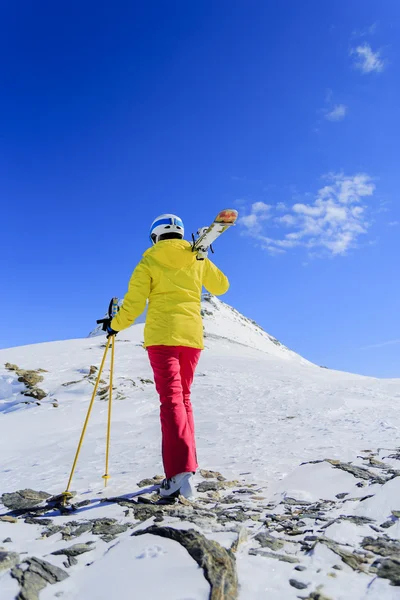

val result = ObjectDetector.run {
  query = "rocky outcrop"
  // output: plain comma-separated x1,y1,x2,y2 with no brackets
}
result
133,526,238,600
10,557,68,600
1,490,51,511
4,363,47,403
1,449,400,598
0,549,20,573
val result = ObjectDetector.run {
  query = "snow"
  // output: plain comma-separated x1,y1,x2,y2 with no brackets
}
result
41,534,210,600
1,296,400,598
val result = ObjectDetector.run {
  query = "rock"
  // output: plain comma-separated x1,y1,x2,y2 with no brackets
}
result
219,495,241,504
197,481,226,493
0,515,18,523
392,511,400,518
88,365,98,376
51,542,95,557
64,556,78,568
66,522,93,538
23,388,47,401
24,518,53,526
380,520,395,529
249,548,299,563
133,526,238,599
44,491,76,509
289,578,308,590
335,493,349,499
294,565,307,571
230,527,248,553
325,460,387,484
11,557,69,600
299,512,325,520
282,497,311,506
199,469,226,481
361,536,400,557
136,475,164,487
42,525,64,538
139,378,154,384
5,363,19,371
305,593,333,600
17,371,44,387
97,386,109,399
0,550,20,572
1,489,51,511
3,538,12,543
254,532,284,551
332,564,343,570
91,518,130,542
339,515,375,526
318,538,367,570
376,557,400,586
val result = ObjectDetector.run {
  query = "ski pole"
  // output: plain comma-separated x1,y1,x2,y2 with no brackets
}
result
61,337,111,504
102,337,115,487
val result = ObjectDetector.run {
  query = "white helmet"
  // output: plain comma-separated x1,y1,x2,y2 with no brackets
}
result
149,214,185,244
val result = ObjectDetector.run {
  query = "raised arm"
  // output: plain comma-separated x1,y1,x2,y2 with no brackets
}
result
111,260,151,331
202,258,229,296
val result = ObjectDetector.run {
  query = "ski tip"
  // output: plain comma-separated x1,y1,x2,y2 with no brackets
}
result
214,209,238,224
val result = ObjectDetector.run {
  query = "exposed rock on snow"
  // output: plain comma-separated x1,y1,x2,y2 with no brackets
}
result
289,577,309,589
4,363,47,403
10,557,68,600
1,457,400,598
254,531,284,551
361,536,400,557
0,550,20,573
133,525,238,600
51,542,95,558
326,459,390,485
91,517,131,542
0,489,51,511
375,558,400,586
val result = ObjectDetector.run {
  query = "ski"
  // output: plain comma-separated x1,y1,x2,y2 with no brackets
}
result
192,209,238,260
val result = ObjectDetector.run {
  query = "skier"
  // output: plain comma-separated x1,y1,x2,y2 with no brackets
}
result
102,214,229,499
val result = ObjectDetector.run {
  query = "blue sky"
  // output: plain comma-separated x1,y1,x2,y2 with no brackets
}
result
1,1,399,377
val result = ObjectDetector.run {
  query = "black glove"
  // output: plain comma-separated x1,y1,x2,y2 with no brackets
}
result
98,318,118,338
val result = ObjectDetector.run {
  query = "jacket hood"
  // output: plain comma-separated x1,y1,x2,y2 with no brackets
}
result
143,239,197,268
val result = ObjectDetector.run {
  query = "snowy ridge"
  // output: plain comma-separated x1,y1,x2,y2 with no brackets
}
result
201,294,312,364
1,301,400,598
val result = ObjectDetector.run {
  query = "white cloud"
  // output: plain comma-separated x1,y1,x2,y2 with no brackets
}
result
324,104,347,121
389,221,399,226
251,201,271,214
319,91,347,124
277,214,296,226
239,202,271,234
239,173,376,257
351,43,385,73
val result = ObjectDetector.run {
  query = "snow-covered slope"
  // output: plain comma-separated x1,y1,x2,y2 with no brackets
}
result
1,298,400,599
201,294,312,364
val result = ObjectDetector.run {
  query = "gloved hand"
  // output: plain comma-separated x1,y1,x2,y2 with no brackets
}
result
99,318,118,338
196,247,209,260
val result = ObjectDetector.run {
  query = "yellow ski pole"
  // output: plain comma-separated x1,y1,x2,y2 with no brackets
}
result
102,336,115,487
61,337,111,504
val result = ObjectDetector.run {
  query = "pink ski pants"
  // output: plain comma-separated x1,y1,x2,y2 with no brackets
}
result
147,345,201,479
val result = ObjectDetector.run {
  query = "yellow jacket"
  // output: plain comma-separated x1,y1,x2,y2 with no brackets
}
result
110,239,229,349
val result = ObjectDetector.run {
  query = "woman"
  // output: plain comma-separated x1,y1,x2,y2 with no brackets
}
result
104,214,229,498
